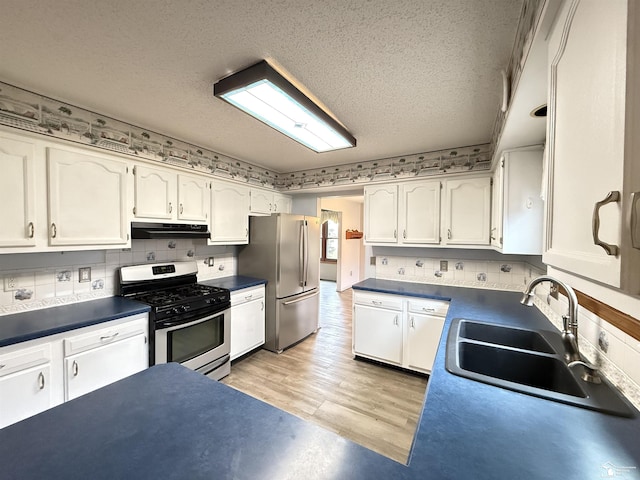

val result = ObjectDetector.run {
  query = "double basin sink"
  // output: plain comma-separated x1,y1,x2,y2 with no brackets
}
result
445,319,635,417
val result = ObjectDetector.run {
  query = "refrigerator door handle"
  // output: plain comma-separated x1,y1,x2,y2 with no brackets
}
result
303,220,309,286
282,290,319,306
299,221,305,286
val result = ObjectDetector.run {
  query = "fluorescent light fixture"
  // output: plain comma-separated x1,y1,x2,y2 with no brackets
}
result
214,60,356,153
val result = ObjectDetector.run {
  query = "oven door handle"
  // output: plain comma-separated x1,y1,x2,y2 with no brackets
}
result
156,309,229,329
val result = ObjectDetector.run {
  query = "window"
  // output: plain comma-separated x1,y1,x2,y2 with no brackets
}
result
321,219,339,262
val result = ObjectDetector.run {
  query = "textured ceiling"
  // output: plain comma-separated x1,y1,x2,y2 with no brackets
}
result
0,0,522,173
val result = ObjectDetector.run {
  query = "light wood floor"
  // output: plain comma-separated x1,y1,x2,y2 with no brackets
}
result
221,280,428,464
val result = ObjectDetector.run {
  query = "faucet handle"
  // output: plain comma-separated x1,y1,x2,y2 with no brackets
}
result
568,360,602,384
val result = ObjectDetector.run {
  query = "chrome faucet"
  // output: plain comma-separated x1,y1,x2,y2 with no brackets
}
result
521,275,582,364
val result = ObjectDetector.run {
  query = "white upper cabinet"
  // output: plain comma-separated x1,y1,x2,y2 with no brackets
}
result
209,180,249,244
0,132,37,247
492,146,544,254
399,181,441,245
442,177,491,245
47,146,129,246
272,193,292,214
133,164,176,220
177,173,209,222
364,184,398,243
544,0,640,293
249,188,291,215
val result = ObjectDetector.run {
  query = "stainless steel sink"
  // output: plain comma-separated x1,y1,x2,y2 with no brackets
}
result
445,319,635,417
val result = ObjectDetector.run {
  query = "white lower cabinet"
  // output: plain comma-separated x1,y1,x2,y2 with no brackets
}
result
0,312,148,427
230,285,266,360
0,344,55,429
352,291,448,373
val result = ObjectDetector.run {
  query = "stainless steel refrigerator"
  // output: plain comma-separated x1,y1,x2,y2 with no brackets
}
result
238,214,320,353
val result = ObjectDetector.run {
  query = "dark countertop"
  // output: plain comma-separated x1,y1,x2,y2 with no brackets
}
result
0,297,151,348
201,275,267,292
2,279,639,479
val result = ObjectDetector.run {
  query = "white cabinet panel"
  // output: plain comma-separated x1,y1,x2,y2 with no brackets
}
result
406,314,445,373
230,286,265,360
64,333,147,401
353,304,403,365
249,189,273,215
133,164,175,219
544,0,640,293
210,180,249,244
0,133,36,247
400,181,441,244
177,174,209,222
364,184,398,243
47,147,129,246
272,193,292,214
0,364,52,428
443,177,491,245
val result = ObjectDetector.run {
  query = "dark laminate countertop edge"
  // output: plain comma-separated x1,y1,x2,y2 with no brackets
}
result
200,275,267,292
0,297,150,348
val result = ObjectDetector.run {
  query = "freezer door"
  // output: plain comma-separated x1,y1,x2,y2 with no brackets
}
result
274,289,319,352
276,214,305,298
303,216,320,292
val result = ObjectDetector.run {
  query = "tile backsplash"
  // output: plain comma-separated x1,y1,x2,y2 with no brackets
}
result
0,239,237,315
374,255,545,291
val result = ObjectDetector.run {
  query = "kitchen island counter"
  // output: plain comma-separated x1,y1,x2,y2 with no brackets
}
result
1,280,638,479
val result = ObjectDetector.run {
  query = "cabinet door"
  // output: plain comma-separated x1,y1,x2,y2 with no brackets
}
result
177,174,208,222
47,147,129,246
544,0,631,288
272,193,292,214
364,184,398,243
210,180,249,244
230,297,265,360
64,333,147,401
0,364,52,428
491,160,504,249
250,189,273,215
0,134,36,247
133,164,176,219
353,304,402,365
400,181,441,244
406,314,445,373
443,177,491,245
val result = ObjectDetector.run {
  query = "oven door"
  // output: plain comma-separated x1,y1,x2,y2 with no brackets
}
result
155,307,230,374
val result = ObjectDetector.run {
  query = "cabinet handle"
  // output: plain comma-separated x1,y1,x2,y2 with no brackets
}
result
592,191,620,256
245,228,248,238
447,228,452,240
0,364,5,369
179,204,184,214
100,332,119,342
245,294,253,300
490,227,496,241
27,222,34,238
630,191,640,249
169,202,173,213
261,301,264,311
394,315,399,326
422,307,436,312
394,229,397,239
51,223,57,238
72,361,79,377
403,229,406,239
410,317,415,329
372,300,383,305
38,371,45,390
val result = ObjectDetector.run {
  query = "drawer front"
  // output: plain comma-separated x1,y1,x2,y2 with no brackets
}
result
353,291,403,311
0,344,51,378
64,315,147,357
407,298,449,316
231,285,265,307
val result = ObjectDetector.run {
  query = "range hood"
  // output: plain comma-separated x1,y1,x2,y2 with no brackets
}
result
131,222,211,239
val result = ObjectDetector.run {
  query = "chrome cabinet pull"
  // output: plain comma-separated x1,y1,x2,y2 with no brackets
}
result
179,204,184,214
72,361,79,377
447,228,452,240
168,202,173,213
394,229,397,239
51,223,57,238
394,315,399,326
245,294,253,300
0,364,5,369
422,307,436,312
631,191,640,249
372,300,383,306
38,372,45,390
27,222,34,238
410,317,415,328
245,228,248,238
403,229,406,239
261,301,264,311
100,332,119,342
592,191,620,256
490,227,496,241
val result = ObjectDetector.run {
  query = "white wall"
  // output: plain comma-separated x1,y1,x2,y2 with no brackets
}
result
320,197,363,291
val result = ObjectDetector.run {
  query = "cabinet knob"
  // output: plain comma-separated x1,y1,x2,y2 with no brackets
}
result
38,371,45,390
592,191,620,256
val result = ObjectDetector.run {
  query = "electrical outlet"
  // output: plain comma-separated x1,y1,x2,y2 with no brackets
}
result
440,260,448,272
4,276,17,291
207,257,215,267
549,283,559,300
78,267,91,283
